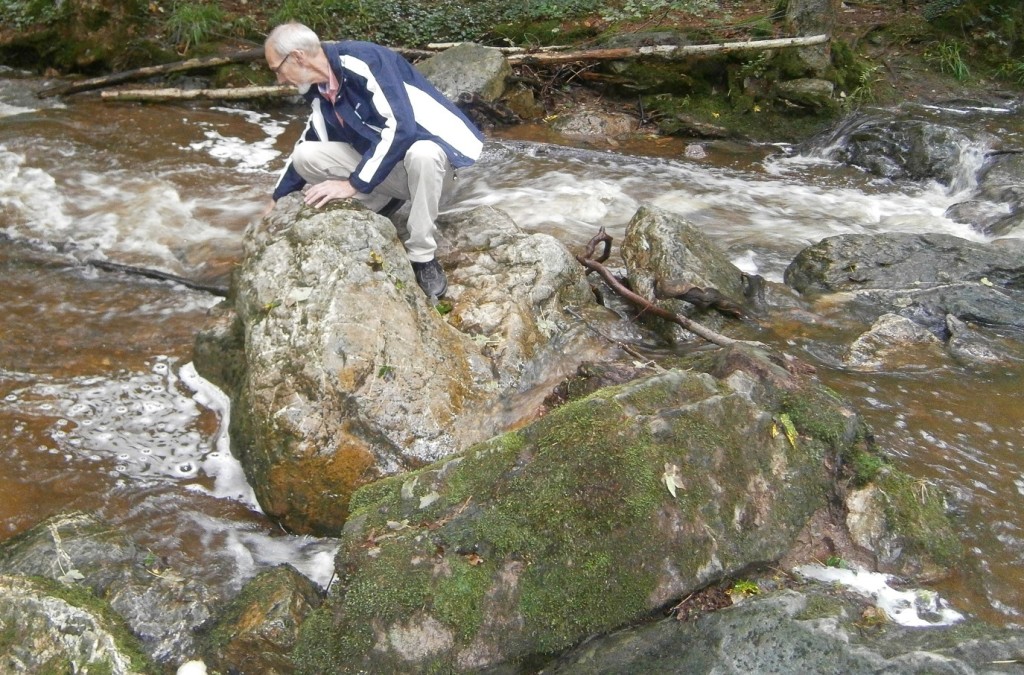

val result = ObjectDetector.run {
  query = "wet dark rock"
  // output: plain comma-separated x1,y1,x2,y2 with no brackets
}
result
945,151,1024,236
542,586,1024,674
784,233,1024,354
200,565,322,675
0,511,217,666
812,115,980,185
944,314,1024,366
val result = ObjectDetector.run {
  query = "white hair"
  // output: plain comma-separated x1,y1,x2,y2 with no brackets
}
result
265,22,321,59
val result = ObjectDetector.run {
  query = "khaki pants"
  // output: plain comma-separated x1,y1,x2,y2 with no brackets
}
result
291,139,456,262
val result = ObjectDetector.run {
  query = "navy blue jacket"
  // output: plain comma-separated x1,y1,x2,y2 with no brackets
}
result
272,41,484,201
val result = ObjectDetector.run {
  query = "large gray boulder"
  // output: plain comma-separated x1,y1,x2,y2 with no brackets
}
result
416,42,511,103
195,199,610,534
288,349,895,673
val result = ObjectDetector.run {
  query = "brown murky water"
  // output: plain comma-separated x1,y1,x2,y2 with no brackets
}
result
1,81,1022,628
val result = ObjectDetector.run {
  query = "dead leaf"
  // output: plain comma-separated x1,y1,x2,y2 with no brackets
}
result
662,463,686,498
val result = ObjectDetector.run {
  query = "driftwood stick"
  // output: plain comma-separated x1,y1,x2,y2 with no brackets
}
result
37,48,265,98
87,260,229,296
577,255,744,347
508,34,829,65
575,228,764,349
100,85,295,102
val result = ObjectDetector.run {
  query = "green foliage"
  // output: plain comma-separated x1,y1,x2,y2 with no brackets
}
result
601,0,714,22
0,0,69,28
996,60,1024,84
925,39,971,80
165,1,226,51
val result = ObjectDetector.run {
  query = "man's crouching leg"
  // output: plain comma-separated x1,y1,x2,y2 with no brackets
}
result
404,141,454,299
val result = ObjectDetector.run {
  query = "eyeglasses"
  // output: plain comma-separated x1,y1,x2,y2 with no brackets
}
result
270,51,294,73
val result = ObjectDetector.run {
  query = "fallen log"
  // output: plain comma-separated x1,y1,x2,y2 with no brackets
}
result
508,33,829,65
37,46,439,99
37,48,265,98
100,85,295,102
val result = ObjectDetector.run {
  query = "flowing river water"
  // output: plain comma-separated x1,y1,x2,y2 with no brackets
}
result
1,68,1022,635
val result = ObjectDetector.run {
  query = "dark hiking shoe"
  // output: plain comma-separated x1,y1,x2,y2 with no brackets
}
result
376,198,406,218
411,258,448,299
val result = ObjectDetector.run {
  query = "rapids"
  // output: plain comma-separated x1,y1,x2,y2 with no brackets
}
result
1,68,1022,631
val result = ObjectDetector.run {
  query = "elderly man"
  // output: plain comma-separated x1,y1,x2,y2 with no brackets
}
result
264,22,485,298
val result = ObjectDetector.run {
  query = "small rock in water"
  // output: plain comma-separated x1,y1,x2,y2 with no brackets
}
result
684,143,707,159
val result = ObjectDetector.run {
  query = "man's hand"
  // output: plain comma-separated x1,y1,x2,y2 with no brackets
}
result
304,179,358,208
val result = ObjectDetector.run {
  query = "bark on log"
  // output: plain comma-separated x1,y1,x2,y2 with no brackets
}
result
100,85,295,102
508,34,829,65
37,48,265,98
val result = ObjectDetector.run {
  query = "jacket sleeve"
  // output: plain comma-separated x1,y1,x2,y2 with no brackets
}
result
271,108,322,202
342,49,420,193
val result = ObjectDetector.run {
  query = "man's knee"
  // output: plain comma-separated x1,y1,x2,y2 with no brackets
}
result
404,141,447,174
291,142,323,180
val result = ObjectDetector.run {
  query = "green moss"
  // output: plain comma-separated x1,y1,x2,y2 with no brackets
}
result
293,606,346,674
434,558,492,640
781,388,850,449
875,470,962,567
795,592,845,621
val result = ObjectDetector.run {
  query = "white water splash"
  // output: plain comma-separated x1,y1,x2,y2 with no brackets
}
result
794,564,964,627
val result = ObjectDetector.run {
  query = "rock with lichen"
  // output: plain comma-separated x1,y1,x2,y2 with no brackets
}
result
288,347,930,673
194,199,612,535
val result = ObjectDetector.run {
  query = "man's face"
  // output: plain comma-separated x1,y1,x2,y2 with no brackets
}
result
266,47,312,94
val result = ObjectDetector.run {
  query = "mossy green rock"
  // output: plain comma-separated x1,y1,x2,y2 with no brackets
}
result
294,362,844,673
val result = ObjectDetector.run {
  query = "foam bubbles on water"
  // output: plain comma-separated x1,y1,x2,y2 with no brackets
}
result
186,107,286,173
4,357,259,511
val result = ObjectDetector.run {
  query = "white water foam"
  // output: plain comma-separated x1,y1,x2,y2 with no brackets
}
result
794,564,964,627
186,107,287,173
178,361,260,511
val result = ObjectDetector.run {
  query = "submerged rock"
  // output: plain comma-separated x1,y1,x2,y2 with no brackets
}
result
200,565,322,675
289,350,890,673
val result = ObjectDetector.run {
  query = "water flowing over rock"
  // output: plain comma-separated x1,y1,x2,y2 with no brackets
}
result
945,151,1024,236
807,113,981,185
289,350,887,673
195,198,611,534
